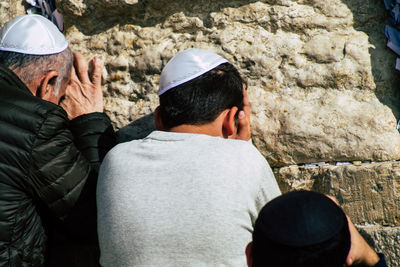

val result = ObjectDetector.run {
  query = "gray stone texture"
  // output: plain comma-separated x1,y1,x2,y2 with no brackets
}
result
0,1,25,27
2,0,400,264
56,0,400,167
274,161,400,265
359,225,400,267
274,162,400,226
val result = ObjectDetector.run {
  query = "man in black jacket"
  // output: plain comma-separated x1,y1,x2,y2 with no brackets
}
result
0,14,116,266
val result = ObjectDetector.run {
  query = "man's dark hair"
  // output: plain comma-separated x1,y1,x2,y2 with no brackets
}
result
0,48,73,95
158,62,244,130
251,216,350,267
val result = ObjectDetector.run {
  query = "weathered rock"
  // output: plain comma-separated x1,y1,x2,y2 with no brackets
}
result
2,0,400,264
0,1,26,28
274,161,400,226
253,89,400,166
56,0,139,17
358,225,400,267
1,0,397,167
54,0,400,166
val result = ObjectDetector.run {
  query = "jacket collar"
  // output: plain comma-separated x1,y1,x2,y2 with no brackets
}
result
0,63,32,94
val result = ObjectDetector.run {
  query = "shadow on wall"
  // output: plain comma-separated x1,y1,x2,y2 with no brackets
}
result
58,0,261,35
341,0,400,119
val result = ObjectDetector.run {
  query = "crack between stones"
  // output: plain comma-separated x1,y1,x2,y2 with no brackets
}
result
272,159,400,171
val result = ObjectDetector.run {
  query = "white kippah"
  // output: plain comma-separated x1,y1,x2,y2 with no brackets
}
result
158,48,228,96
0,14,68,55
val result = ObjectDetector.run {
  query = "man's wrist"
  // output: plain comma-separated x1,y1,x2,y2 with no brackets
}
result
363,248,380,267
370,253,387,267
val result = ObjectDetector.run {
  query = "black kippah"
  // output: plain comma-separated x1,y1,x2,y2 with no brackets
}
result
254,190,347,247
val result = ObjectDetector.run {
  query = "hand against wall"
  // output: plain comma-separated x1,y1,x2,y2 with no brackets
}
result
61,53,104,120
326,196,380,267
345,215,380,267
233,86,251,141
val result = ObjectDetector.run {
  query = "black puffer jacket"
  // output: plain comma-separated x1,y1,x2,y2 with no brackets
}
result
0,65,116,266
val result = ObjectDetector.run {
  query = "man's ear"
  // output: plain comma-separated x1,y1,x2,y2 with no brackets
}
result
222,106,238,138
154,106,165,131
37,70,59,102
245,242,253,267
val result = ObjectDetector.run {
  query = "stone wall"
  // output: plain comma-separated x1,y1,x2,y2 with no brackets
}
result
2,0,400,265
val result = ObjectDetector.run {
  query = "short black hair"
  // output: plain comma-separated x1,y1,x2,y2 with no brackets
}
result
252,216,350,267
158,62,244,130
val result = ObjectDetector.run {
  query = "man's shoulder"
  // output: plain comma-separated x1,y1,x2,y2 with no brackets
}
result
213,138,265,158
188,136,271,176
103,137,144,161
112,132,263,158
103,131,269,173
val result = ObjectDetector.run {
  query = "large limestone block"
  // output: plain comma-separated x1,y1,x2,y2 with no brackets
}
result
274,161,400,226
252,89,400,166
57,0,400,166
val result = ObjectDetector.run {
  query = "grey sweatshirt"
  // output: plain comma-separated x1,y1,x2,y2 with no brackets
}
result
97,131,281,267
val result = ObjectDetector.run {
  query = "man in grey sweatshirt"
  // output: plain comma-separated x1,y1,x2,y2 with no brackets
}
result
97,49,281,267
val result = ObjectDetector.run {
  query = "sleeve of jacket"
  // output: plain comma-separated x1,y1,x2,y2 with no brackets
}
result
29,108,116,220
373,254,388,267
68,112,116,172
62,112,117,243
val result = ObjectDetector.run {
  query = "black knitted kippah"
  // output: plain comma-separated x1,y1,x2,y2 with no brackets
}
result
254,190,347,247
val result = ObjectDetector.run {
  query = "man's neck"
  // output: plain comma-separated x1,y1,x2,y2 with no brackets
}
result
168,122,222,138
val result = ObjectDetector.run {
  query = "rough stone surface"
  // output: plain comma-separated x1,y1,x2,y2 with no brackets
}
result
274,162,400,226
358,225,400,267
2,0,400,264
54,0,400,166
0,1,26,28
275,162,400,264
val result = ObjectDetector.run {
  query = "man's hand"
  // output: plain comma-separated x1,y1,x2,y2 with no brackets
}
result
60,53,104,120
345,215,380,267
235,86,251,141
326,195,380,267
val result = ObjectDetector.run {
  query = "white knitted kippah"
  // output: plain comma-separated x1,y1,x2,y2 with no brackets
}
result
0,14,68,55
158,48,228,95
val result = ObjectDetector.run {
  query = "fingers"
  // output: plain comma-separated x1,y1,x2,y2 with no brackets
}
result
236,110,251,141
91,56,103,88
74,53,103,88
345,215,358,266
67,66,88,97
323,197,358,266
345,214,380,266
323,196,378,266
73,52,90,84
62,52,104,119
242,86,250,120
70,65,78,81
235,86,251,141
